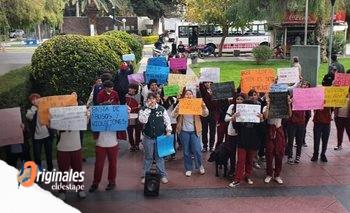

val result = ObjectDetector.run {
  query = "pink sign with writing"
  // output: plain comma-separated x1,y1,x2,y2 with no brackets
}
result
169,58,187,70
0,107,23,147
127,73,144,84
292,87,324,111
334,73,350,86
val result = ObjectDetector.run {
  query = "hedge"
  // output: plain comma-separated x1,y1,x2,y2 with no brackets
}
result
142,35,158,45
31,35,121,102
93,35,131,60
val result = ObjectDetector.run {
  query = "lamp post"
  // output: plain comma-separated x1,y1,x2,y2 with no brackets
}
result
304,0,309,45
328,0,336,65
122,18,126,31
112,6,117,30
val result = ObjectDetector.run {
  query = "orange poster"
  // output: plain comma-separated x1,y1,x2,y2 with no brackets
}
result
178,98,203,115
37,95,78,125
240,68,276,94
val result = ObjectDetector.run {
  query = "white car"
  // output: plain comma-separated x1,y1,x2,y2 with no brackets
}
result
9,30,25,38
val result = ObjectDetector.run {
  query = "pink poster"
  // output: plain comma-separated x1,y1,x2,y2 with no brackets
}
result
292,87,324,111
0,107,23,147
169,58,187,70
334,73,350,86
127,73,144,84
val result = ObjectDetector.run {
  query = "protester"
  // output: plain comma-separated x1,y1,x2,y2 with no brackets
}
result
142,79,161,105
86,72,113,108
177,41,186,54
334,90,350,150
126,84,142,152
113,62,133,104
291,56,302,77
330,54,345,73
301,81,311,147
172,90,209,176
139,93,172,184
162,94,178,160
322,66,338,86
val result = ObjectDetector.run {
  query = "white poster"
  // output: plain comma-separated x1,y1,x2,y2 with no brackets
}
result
198,67,220,83
235,104,261,123
277,67,300,84
49,106,87,131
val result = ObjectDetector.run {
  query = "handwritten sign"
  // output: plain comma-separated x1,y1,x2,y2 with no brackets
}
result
122,53,135,61
169,58,187,70
168,74,198,89
324,86,349,107
240,68,276,94
91,105,128,131
270,83,288,92
292,87,324,111
212,81,235,100
178,98,203,115
49,106,87,130
277,67,300,84
148,57,168,67
334,73,350,86
198,67,220,83
37,95,78,126
157,134,176,158
127,73,144,84
0,107,23,147
145,65,170,84
236,104,261,123
268,92,289,119
163,85,180,97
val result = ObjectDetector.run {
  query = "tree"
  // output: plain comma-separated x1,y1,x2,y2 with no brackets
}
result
131,0,164,34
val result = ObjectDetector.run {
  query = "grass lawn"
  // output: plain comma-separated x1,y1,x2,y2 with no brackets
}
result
190,58,350,85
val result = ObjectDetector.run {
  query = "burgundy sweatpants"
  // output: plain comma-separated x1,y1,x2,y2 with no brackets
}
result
266,125,285,177
92,145,118,186
216,122,229,149
234,148,256,182
335,117,350,147
57,149,83,191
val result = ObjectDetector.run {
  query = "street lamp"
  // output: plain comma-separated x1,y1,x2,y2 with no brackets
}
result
122,18,126,31
304,0,309,45
328,0,336,65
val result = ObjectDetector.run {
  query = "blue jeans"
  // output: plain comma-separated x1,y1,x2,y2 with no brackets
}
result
143,136,167,177
179,131,203,171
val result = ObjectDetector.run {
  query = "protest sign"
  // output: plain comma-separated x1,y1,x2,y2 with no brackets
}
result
169,58,187,70
235,104,261,123
270,83,288,92
37,95,78,126
145,65,170,84
168,74,198,89
49,106,87,130
127,73,144,84
157,134,176,158
240,68,276,94
212,81,235,100
292,87,324,110
91,105,128,131
148,57,168,67
268,92,289,119
178,98,203,115
324,86,349,107
122,53,135,61
0,107,23,147
198,67,220,83
277,67,300,84
334,73,350,86
163,85,180,97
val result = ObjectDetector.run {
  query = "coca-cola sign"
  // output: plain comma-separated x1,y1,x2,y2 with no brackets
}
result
283,12,317,24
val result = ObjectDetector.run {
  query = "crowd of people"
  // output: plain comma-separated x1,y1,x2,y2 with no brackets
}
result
2,52,350,201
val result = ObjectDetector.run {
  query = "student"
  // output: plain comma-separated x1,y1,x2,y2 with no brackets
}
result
89,80,120,192
86,72,113,108
216,98,232,149
113,62,133,104
172,90,209,176
162,94,178,160
139,93,172,184
126,84,142,152
263,93,292,184
229,98,264,187
334,90,350,150
300,81,311,147
141,79,161,105
26,93,54,171
311,107,332,162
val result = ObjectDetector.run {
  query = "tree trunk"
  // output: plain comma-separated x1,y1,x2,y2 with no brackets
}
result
152,17,160,35
76,0,80,17
218,25,229,57
314,21,328,63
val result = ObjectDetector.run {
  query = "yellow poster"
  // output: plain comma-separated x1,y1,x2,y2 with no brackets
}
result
324,86,349,107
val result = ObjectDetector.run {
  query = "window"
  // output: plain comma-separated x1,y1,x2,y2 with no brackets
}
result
178,26,189,38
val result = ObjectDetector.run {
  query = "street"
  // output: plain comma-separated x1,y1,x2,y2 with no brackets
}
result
0,51,34,76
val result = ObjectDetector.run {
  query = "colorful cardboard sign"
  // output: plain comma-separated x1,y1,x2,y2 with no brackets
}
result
49,106,87,130
148,57,168,67
169,58,187,70
122,54,135,61
292,87,324,110
324,86,349,107
168,74,198,90
0,107,23,147
145,65,170,84
91,105,128,131
235,104,261,123
268,92,290,119
198,67,220,83
211,81,235,100
240,68,276,94
334,73,350,86
157,134,176,158
277,67,300,84
127,73,144,84
178,98,203,115
163,85,180,97
270,83,289,93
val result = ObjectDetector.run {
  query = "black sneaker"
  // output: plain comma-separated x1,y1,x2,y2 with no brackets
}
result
105,183,116,191
209,148,214,152
202,148,208,152
311,155,318,162
294,156,300,164
89,184,98,193
320,155,328,162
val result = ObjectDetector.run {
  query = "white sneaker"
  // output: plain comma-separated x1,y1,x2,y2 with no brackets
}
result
228,181,240,188
275,176,283,184
264,176,272,183
246,178,254,185
199,165,205,175
58,192,66,201
185,171,192,177
161,177,169,184
77,190,87,199
141,177,145,184
253,162,261,169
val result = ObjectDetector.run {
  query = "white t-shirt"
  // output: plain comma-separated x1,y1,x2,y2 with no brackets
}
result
34,117,50,140
224,104,238,136
263,106,282,128
57,131,81,152
97,132,118,148
182,115,195,131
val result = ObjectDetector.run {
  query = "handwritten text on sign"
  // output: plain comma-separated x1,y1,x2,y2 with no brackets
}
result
240,68,276,94
198,67,220,83
270,83,288,92
145,65,170,84
169,58,187,70
334,73,350,86
91,105,128,132
292,87,324,111
168,74,198,89
148,57,168,67
49,106,87,131
268,92,289,119
324,86,349,107
128,73,144,84
236,104,261,123
178,98,203,115
37,95,78,126
163,85,180,97
0,107,23,147
211,81,235,100
277,67,300,84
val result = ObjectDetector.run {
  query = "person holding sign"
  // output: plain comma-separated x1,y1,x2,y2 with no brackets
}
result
172,90,209,177
142,79,161,105
139,93,172,184
126,84,142,152
334,90,350,151
113,62,133,105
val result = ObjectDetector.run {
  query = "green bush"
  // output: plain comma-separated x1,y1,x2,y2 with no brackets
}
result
31,35,120,102
328,32,346,55
93,35,131,59
131,33,145,46
142,35,158,45
252,45,273,64
103,30,143,62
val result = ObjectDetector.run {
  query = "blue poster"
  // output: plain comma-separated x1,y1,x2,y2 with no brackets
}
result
270,83,288,93
145,65,170,85
148,57,168,67
156,134,175,158
122,54,135,61
91,105,128,132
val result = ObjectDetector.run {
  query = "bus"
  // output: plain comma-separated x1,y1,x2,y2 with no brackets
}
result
175,21,271,55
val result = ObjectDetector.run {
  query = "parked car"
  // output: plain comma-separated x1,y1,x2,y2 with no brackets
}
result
9,30,25,38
